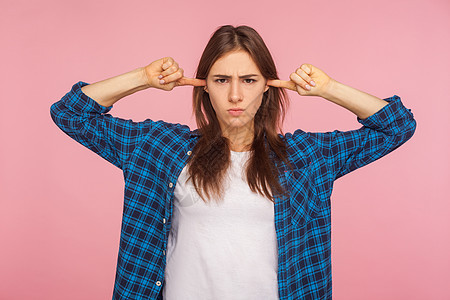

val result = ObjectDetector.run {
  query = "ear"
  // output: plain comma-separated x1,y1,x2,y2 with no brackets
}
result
264,85,269,93
204,86,209,93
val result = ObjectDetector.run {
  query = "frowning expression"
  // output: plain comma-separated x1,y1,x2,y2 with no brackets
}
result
205,50,269,133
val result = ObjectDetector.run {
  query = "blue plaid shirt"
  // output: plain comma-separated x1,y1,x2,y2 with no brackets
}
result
50,81,416,299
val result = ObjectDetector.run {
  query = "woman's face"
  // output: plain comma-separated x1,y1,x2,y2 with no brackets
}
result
205,50,269,133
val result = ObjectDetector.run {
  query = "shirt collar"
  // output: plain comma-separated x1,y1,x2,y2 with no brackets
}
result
189,128,202,137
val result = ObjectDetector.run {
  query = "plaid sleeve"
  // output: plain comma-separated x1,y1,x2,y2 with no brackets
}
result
306,95,417,180
50,81,155,169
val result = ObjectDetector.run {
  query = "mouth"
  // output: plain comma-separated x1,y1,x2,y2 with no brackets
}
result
228,108,244,116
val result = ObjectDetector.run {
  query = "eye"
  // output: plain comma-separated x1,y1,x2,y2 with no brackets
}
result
215,79,228,84
244,79,256,84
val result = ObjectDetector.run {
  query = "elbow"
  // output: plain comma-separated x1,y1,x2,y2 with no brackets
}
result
392,116,417,148
49,100,69,129
50,101,62,126
395,104,417,144
405,117,417,141
390,98,417,144
50,100,75,132
50,101,59,123
401,112,417,143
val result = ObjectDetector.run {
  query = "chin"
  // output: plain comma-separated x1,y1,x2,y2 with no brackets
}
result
223,119,252,130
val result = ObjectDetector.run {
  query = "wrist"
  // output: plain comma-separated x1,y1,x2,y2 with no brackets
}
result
320,78,340,102
319,78,389,119
137,67,152,89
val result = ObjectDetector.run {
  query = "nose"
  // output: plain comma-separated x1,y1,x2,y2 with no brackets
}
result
228,79,243,103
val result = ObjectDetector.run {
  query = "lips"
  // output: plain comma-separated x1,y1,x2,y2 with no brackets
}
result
228,108,244,116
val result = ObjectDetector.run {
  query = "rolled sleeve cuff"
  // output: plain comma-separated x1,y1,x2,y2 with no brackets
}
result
357,95,413,130
63,81,113,114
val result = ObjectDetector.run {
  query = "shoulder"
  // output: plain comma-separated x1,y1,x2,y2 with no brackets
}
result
137,120,201,147
278,129,329,167
150,119,192,133
279,128,311,148
278,129,312,162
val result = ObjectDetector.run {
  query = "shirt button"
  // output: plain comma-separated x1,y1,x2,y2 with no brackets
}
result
163,250,166,255
163,218,166,224
168,182,173,188
187,150,192,156
156,281,162,286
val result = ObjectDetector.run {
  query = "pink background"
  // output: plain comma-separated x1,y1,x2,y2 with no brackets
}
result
1,0,449,299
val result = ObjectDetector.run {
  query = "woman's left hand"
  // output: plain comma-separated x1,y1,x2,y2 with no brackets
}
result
267,63,334,97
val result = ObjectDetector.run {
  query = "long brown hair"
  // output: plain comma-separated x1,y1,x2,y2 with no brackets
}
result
187,25,291,203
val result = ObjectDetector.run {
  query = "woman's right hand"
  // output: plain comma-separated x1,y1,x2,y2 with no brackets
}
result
143,57,206,91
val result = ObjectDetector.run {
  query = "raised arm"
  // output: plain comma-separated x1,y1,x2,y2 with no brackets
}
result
268,63,416,180
79,67,149,108
50,57,205,169
267,63,388,119
81,57,206,107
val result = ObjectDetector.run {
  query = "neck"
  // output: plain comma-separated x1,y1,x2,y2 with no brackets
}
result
221,123,254,152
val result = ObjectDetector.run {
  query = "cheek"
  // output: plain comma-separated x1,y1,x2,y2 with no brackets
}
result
208,95,222,114
208,90,226,108
247,93,263,112
246,85,265,101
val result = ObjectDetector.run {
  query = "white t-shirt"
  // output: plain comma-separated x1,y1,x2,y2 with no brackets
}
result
163,150,279,300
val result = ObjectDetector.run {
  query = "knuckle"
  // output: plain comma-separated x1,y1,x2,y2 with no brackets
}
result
291,73,301,83
289,73,296,81
301,64,311,73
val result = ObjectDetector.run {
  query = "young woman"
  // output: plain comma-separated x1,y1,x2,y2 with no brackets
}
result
50,25,416,300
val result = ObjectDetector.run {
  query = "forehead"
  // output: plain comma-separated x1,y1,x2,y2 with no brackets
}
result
209,50,261,75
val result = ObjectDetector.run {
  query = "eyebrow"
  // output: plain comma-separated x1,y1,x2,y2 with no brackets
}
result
211,74,260,79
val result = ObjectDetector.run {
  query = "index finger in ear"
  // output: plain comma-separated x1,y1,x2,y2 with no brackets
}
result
177,77,206,87
266,79,297,91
